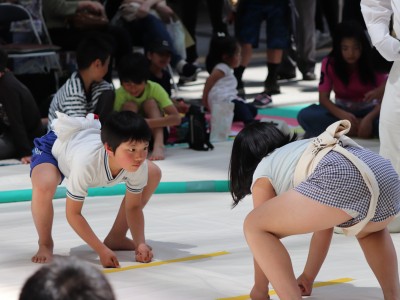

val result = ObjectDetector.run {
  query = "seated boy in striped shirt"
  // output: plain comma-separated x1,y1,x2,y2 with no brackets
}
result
47,34,115,131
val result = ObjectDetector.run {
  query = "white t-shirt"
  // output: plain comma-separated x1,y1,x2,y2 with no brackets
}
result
52,128,148,201
208,63,240,105
251,139,310,195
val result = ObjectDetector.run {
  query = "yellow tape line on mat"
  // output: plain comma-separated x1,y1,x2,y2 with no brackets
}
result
103,251,229,274
217,277,354,300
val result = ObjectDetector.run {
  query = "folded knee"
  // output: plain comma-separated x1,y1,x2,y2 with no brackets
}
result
243,211,261,237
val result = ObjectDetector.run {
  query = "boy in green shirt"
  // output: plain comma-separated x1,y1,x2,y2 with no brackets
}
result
114,53,181,160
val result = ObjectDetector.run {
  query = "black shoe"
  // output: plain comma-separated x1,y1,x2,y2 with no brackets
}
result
277,72,296,80
264,80,281,95
237,78,245,98
178,63,201,84
302,72,317,81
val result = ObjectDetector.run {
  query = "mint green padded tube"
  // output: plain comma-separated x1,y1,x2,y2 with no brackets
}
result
0,180,230,204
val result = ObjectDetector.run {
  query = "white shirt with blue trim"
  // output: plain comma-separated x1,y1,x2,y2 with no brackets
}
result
52,127,148,201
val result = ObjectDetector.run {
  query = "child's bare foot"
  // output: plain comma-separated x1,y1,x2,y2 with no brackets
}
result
149,145,165,161
32,244,53,264
104,235,136,251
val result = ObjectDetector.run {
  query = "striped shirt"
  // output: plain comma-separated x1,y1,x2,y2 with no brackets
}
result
48,72,113,130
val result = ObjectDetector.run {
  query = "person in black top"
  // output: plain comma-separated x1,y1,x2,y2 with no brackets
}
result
147,39,173,97
0,49,45,163
146,39,189,115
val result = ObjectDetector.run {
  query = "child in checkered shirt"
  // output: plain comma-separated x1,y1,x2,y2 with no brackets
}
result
229,121,400,300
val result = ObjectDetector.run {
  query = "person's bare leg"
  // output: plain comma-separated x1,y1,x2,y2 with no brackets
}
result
104,161,161,249
357,105,380,139
103,197,136,250
244,190,351,300
149,127,165,161
121,101,139,113
241,43,253,67
357,220,400,300
31,163,61,263
142,99,165,161
266,48,282,64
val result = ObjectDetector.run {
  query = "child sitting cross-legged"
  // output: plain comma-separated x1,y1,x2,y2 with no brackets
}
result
114,53,181,160
297,21,388,139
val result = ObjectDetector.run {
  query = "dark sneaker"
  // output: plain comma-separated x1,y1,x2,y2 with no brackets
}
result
302,72,317,81
277,71,296,80
252,92,273,108
178,63,201,84
264,80,280,95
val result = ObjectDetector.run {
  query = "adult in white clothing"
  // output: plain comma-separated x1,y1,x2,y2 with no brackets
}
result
361,0,400,232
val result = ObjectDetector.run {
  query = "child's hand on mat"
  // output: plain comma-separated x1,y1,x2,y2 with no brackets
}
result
135,243,153,263
250,284,270,300
100,248,120,268
297,273,313,296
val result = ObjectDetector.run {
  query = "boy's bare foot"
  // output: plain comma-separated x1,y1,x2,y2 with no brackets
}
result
104,235,136,251
149,146,165,161
32,244,53,264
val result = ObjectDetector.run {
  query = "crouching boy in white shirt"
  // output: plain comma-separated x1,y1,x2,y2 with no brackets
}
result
30,111,160,267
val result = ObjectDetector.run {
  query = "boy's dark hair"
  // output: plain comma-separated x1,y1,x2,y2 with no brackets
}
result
19,257,115,300
0,48,8,72
329,20,376,86
205,34,238,74
76,33,113,70
101,111,152,152
229,122,297,207
117,52,150,84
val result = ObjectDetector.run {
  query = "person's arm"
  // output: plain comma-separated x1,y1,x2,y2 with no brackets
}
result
202,68,225,110
0,81,35,160
361,0,400,61
124,191,153,263
134,0,164,18
249,177,277,300
94,89,115,123
319,91,359,126
43,0,104,18
363,78,387,103
145,104,181,128
297,228,334,296
152,0,174,22
66,196,120,268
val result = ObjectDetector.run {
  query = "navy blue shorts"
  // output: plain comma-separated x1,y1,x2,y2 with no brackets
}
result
235,0,290,49
30,131,64,181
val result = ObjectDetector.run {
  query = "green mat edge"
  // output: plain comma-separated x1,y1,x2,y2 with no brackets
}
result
258,103,311,119
0,104,311,203
0,180,230,204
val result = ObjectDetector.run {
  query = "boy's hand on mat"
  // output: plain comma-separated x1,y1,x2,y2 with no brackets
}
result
135,243,153,263
100,248,120,268
297,273,313,296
